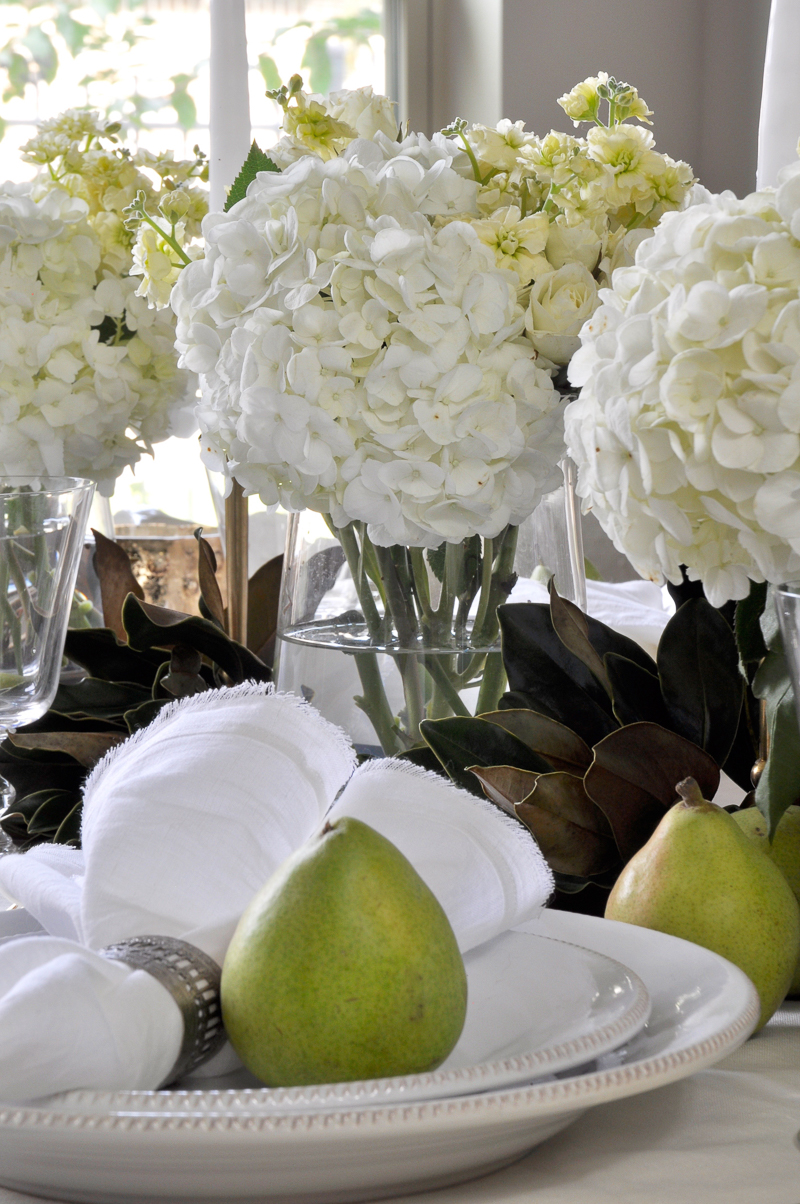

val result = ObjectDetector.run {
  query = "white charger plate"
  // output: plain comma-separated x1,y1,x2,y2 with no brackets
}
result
0,910,758,1204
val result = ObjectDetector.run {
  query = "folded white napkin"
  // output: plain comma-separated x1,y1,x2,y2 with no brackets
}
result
0,685,553,1102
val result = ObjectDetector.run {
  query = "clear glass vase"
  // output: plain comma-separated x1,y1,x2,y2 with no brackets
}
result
274,464,585,756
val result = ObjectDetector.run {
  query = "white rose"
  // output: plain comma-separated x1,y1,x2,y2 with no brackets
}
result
526,264,599,364
328,87,397,141
545,219,601,273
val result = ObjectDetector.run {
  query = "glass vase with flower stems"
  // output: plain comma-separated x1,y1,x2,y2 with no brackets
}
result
275,462,584,756
0,478,95,809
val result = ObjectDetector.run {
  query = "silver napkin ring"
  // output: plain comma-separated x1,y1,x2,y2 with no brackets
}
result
100,935,226,1088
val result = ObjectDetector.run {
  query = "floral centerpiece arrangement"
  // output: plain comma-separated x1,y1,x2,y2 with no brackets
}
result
133,72,693,753
565,158,800,842
0,110,207,492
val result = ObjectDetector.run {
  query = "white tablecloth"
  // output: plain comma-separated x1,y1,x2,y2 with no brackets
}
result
0,1007,796,1204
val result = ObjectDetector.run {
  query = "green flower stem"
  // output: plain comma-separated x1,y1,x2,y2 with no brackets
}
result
137,209,192,266
471,536,495,642
352,650,404,756
335,522,383,640
424,654,471,717
409,548,433,619
473,525,519,648
475,650,507,716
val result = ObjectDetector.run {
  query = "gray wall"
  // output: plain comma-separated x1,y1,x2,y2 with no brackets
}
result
421,0,772,197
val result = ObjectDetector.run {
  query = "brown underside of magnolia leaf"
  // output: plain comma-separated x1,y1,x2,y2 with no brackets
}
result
517,771,619,877
468,764,540,815
480,709,592,775
91,529,144,642
8,732,125,769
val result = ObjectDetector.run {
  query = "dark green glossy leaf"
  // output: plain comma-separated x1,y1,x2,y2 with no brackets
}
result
657,598,743,765
124,698,169,733
64,627,163,687
755,689,800,839
720,692,759,793
517,772,619,877
53,802,83,846
52,678,151,719
224,140,280,212
479,709,592,775
419,716,552,795
605,654,669,728
122,594,271,684
28,791,79,836
498,604,618,747
584,722,720,863
395,745,447,775
735,580,768,669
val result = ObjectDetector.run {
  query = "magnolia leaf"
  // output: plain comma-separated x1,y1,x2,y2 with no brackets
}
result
468,764,541,815
755,689,800,838
735,580,768,670
419,716,552,795
298,546,347,624
657,598,743,765
396,745,447,775
224,141,280,212
160,643,208,698
52,678,152,719
584,721,720,863
124,698,169,733
498,604,618,747
64,627,163,687
247,554,283,660
548,580,611,696
605,654,669,728
8,731,124,768
27,791,81,836
92,530,144,641
53,801,82,846
516,773,619,877
194,528,225,629
122,594,271,684
479,709,592,775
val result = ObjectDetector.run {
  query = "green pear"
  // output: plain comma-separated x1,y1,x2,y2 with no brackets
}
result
605,778,800,1030
221,817,468,1086
732,805,800,995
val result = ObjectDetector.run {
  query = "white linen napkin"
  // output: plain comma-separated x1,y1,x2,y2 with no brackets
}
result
0,685,553,1102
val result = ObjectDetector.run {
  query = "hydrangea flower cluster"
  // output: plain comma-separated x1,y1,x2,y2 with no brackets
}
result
565,169,800,606
0,110,207,491
172,138,564,545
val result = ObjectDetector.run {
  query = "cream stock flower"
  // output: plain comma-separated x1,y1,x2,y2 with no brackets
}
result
566,182,800,606
471,206,550,281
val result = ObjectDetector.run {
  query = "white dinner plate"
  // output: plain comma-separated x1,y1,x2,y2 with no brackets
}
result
0,910,758,1204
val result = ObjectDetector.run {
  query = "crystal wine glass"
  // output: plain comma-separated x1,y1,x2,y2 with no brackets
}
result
0,477,95,808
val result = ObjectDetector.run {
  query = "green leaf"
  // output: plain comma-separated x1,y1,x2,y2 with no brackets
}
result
605,654,669,728
28,791,80,837
548,581,612,696
22,27,57,83
0,114,6,141
64,627,163,688
395,745,448,776
301,32,332,96
3,51,31,100
584,722,720,863
122,594,271,684
52,678,152,720
498,604,618,747
479,709,592,775
53,801,83,846
54,13,92,55
258,53,281,91
426,543,446,583
419,716,552,795
734,580,768,670
124,698,169,733
657,598,743,765
755,690,800,837
170,73,197,131
224,141,280,212
517,772,619,877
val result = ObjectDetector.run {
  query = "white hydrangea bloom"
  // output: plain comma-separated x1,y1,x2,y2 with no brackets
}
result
173,137,565,546
565,179,800,606
0,185,194,493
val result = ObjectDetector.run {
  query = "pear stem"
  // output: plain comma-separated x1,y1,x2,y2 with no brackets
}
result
676,777,705,808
